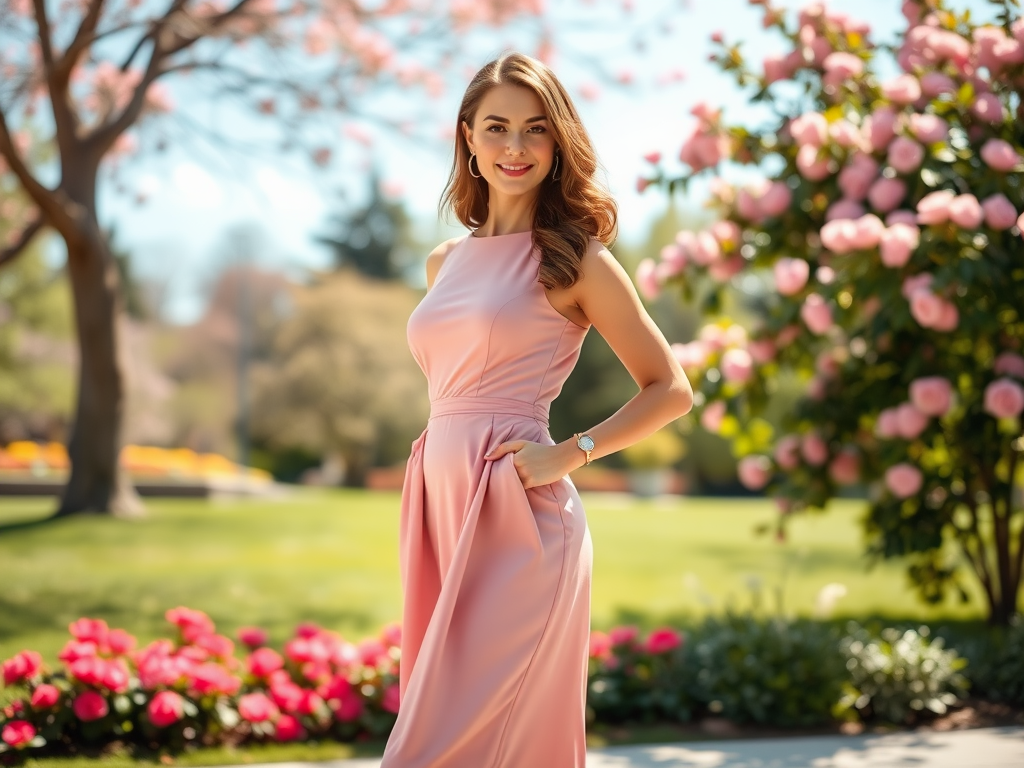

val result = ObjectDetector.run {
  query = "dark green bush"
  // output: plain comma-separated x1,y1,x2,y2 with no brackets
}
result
954,618,1024,707
688,614,846,727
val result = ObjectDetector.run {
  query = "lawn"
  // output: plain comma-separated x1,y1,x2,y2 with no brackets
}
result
0,488,988,666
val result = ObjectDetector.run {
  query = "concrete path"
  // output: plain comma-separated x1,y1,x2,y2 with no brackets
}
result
224,726,1024,768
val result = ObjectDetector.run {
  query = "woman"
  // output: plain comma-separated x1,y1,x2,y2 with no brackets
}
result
381,52,693,768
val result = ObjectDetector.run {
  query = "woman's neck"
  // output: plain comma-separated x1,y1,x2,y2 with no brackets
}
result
475,189,538,237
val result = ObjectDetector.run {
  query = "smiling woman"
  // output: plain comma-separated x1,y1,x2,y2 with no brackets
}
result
380,52,693,768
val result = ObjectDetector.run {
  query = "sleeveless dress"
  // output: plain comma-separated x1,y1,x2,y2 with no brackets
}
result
380,230,593,768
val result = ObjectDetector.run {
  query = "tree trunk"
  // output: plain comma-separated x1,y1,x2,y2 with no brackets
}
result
52,165,142,518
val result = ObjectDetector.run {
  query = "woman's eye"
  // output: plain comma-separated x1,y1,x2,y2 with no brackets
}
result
487,125,506,132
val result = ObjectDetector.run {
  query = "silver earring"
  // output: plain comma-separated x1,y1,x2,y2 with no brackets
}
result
551,154,561,181
468,152,482,179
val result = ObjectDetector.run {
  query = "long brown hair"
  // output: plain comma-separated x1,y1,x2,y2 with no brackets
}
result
439,52,617,290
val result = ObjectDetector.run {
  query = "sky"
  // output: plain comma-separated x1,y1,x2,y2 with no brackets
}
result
94,0,943,323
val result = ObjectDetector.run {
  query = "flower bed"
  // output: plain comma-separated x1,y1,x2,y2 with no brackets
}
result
2,608,1017,762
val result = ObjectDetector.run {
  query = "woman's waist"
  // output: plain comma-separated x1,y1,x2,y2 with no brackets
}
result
428,395,549,426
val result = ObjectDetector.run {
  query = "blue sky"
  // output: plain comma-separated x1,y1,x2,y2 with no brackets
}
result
95,0,959,323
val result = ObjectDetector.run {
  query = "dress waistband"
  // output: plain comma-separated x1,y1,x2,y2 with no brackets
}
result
429,396,549,426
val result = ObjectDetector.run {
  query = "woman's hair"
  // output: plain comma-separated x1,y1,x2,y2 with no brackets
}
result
439,52,617,290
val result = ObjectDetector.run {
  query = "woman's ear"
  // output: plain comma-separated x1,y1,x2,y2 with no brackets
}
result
461,120,473,154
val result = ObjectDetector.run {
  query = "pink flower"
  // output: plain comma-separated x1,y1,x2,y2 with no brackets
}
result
820,218,857,253
933,300,959,332
801,294,833,335
195,633,234,660
237,627,268,649
380,622,402,648
748,338,776,364
822,52,863,88
72,690,108,722
885,463,923,498
644,627,683,654
238,692,280,723
908,114,948,144
829,450,861,485
763,53,791,84
948,194,983,229
826,198,865,222
801,433,829,466
994,352,1024,379
321,677,363,722
188,662,241,697
916,190,955,225
875,407,900,439
609,625,639,647
274,713,305,742
1,721,35,749
760,182,792,218
774,435,801,471
896,402,929,439
247,647,284,678
790,112,828,147
863,107,897,152
721,348,754,384
738,455,772,490
882,74,921,104
357,638,389,668
165,607,215,644
838,153,878,201
589,630,612,659
672,341,709,371
57,640,97,664
381,684,401,714
909,377,953,417
2,651,42,686
887,137,924,174
635,258,660,300
797,144,831,180
851,214,885,250
643,151,662,164
984,378,1024,419
99,658,130,693
980,139,1021,172
700,400,726,433
982,194,1018,230
879,223,919,268
910,289,944,328
886,209,918,227
868,177,906,213
148,691,185,728
829,119,862,148
30,683,60,709
971,92,1004,123
69,618,109,646
691,231,721,265
920,72,956,97
105,629,136,656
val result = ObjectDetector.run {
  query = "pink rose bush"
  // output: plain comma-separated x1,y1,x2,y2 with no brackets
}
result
0,609,403,757
636,0,1024,624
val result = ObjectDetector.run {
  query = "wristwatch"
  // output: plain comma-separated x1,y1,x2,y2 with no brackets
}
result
574,433,595,465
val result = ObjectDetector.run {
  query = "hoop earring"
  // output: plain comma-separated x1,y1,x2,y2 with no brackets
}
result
551,154,561,181
468,153,482,179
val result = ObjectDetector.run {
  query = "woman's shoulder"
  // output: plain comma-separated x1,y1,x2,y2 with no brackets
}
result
425,236,467,289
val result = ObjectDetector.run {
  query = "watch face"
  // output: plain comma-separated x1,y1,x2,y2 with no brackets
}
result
578,435,595,451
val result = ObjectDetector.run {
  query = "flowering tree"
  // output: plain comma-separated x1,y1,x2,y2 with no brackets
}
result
0,0,683,517
638,0,1024,624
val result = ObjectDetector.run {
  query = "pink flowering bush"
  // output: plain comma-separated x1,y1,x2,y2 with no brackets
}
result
0,609,401,760
640,0,1024,625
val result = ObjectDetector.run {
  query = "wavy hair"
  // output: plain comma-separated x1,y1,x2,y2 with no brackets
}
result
439,52,617,290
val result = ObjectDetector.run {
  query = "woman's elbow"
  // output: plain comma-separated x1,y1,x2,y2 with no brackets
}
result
669,377,694,417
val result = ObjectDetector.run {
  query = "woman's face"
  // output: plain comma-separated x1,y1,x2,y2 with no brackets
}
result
462,84,557,198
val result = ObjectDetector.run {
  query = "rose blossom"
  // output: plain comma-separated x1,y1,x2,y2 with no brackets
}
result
822,52,863,88
773,257,809,296
738,455,772,489
829,119,861,148
909,376,953,417
948,194,983,229
896,402,929,439
920,71,956,96
980,139,1021,172
994,352,1024,379
691,231,721,265
886,209,918,227
887,137,924,174
879,223,919,268
31,683,60,709
981,194,1018,230
73,690,108,722
759,181,792,218
1,721,35,749
238,627,268,649
609,625,639,647
69,618,109,646
885,463,923,498
635,258,659,301
105,629,136,656
851,214,885,250
721,348,754,384
790,112,828,147
863,107,897,152
826,198,866,222
820,219,856,253
2,651,42,685
248,647,284,678
882,74,921,104
908,113,948,144
829,450,861,485
875,407,900,439
801,433,828,466
868,177,906,213
801,294,833,335
274,714,305,742
748,338,776,364
644,627,683,654
588,631,611,659
382,684,401,714
238,692,280,723
838,153,878,201
700,399,726,433
797,144,831,180
774,434,801,471
984,378,1024,419
971,92,1003,123
148,691,185,728
916,190,955,225
763,53,790,84
933,299,959,332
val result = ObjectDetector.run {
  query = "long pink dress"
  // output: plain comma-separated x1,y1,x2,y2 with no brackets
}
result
380,230,593,768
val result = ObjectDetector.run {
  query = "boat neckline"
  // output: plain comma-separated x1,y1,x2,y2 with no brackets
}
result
467,229,533,240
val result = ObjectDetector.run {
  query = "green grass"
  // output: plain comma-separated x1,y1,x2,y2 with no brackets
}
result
0,488,990,666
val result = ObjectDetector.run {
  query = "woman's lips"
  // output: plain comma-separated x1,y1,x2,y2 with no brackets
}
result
497,163,533,177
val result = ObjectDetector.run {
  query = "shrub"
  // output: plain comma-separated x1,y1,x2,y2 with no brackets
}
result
838,623,968,724
954,617,1024,706
689,614,845,727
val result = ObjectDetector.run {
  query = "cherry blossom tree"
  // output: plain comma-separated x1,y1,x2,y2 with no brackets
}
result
0,0,686,517
640,0,1024,624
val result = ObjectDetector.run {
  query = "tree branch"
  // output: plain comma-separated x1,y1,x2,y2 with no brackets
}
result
31,0,56,76
963,493,998,612
0,214,45,269
60,0,108,81
0,110,75,235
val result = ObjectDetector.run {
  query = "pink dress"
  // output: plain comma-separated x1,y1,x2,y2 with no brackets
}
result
381,230,593,768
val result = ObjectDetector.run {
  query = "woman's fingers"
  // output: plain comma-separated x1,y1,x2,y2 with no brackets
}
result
484,440,527,460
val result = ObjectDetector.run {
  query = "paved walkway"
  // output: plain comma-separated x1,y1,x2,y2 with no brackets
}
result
227,726,1024,768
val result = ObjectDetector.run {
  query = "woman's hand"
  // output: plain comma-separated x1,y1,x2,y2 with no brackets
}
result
484,439,581,489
